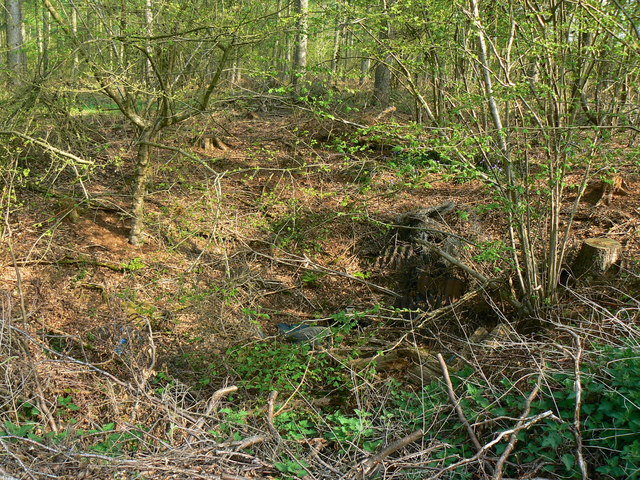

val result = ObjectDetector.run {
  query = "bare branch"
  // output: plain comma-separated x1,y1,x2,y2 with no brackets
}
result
0,130,93,165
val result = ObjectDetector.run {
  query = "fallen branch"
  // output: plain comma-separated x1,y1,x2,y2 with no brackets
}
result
267,391,282,443
570,331,589,480
492,376,543,480
6,256,129,272
194,385,238,431
0,130,93,165
142,140,219,174
354,429,424,479
248,246,403,299
437,353,483,453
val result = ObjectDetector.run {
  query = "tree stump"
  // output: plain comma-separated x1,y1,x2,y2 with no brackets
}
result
571,238,622,277
201,135,229,153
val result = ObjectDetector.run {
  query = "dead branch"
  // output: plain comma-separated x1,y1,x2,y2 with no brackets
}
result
354,429,424,479
492,376,543,480
230,435,267,451
249,247,403,299
6,256,130,272
437,353,483,452
425,410,560,480
569,331,589,480
267,391,282,443
194,385,238,431
142,140,219,174
0,130,93,165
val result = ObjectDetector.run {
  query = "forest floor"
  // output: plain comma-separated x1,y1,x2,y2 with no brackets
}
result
3,105,640,478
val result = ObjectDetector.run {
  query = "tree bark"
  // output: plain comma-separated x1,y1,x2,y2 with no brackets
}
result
373,0,392,107
42,6,50,73
129,132,155,245
6,0,26,82
373,60,391,107
330,0,343,81
292,0,309,96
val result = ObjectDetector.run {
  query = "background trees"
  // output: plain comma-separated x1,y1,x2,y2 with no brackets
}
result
3,0,639,292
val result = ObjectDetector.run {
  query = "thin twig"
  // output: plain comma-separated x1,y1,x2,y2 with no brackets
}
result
142,140,218,174
249,247,402,299
437,353,483,452
492,376,543,480
194,385,239,431
569,331,589,480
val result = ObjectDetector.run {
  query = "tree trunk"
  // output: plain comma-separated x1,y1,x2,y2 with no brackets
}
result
129,132,155,245
42,6,50,73
373,0,392,107
373,60,391,107
330,0,343,81
6,0,26,82
360,57,370,85
145,0,153,81
292,0,308,96
71,6,78,73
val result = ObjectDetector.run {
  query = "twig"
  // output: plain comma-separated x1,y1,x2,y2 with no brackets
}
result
249,247,402,299
492,376,543,480
354,429,424,479
6,257,129,272
230,435,266,451
194,385,239,431
142,140,219,174
0,130,93,165
569,331,589,480
425,410,559,480
267,391,282,443
437,353,483,452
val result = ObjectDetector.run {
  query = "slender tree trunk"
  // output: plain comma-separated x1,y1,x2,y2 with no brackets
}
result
129,131,155,245
360,57,370,85
292,0,308,96
42,7,50,73
6,0,26,83
145,0,153,81
330,0,343,81
71,6,78,74
373,0,392,106
373,60,391,106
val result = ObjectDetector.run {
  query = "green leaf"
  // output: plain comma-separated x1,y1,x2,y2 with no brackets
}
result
561,453,575,470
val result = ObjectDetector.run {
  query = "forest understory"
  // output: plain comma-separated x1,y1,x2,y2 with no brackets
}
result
2,98,640,480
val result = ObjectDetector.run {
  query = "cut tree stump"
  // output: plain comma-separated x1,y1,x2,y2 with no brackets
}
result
587,175,629,206
571,238,622,277
201,135,229,152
